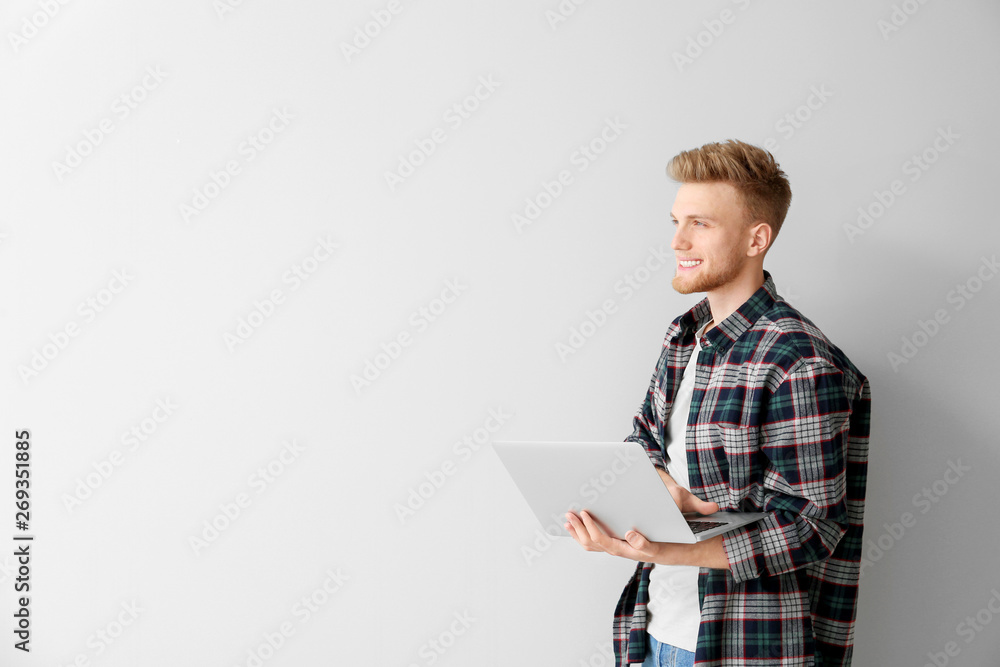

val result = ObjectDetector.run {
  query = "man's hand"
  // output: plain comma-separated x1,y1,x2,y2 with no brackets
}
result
563,466,729,569
655,467,720,516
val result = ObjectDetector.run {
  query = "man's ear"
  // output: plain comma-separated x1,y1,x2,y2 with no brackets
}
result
746,222,772,257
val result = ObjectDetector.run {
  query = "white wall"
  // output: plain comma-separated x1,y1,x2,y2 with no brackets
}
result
2,0,998,665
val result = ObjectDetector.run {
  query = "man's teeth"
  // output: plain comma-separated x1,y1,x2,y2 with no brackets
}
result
679,260,701,268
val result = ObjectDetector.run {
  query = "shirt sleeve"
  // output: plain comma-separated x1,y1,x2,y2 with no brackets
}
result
624,353,668,472
721,357,856,583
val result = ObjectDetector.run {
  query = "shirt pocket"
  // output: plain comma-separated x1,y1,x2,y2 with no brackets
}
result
712,424,762,510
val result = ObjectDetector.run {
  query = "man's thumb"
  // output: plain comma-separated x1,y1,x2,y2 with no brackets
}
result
626,531,648,549
692,497,720,515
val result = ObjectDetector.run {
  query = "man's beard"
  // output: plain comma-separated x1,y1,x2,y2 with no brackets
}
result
671,255,743,294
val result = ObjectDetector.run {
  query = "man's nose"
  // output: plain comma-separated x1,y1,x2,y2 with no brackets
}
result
671,226,688,252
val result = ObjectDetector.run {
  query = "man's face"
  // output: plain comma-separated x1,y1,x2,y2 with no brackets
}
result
669,182,751,295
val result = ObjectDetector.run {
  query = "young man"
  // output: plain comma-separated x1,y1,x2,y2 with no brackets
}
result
565,140,871,667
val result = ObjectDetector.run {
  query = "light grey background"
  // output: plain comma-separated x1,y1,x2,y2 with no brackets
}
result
2,1,998,665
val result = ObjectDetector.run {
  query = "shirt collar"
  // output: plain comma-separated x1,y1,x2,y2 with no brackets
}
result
665,271,780,354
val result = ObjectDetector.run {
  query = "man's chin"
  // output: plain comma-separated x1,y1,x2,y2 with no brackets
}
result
671,275,701,295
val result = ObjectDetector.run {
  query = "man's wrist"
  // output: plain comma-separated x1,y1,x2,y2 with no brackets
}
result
652,535,731,569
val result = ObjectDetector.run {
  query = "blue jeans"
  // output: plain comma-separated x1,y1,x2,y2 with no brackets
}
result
642,633,695,667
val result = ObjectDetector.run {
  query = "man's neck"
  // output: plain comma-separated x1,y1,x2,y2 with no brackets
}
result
703,269,766,333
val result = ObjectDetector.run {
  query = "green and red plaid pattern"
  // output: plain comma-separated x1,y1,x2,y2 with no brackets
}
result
614,272,871,666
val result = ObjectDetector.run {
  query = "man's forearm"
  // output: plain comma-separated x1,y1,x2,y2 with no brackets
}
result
650,534,730,569
645,466,731,567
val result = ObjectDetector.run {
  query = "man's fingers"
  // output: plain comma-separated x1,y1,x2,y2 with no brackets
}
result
566,512,600,551
582,510,618,539
567,511,660,561
579,511,625,556
565,513,587,544
578,510,606,545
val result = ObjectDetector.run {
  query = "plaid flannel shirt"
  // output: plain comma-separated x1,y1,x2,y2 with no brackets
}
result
614,272,871,667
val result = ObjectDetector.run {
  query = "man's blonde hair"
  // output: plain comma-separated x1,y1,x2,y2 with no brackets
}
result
667,140,792,240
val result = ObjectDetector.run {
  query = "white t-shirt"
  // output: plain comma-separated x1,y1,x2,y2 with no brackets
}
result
645,319,712,652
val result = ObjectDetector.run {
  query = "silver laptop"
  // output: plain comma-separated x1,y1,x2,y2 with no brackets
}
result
492,440,767,543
